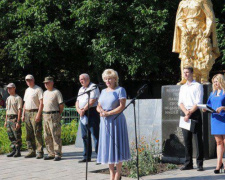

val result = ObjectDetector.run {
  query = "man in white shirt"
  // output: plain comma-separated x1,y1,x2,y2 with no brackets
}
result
178,67,204,171
22,74,44,159
76,73,100,163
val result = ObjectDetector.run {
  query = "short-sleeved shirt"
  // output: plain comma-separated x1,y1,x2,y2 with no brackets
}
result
98,86,126,111
178,80,203,109
43,88,63,112
77,83,100,109
6,94,23,115
24,85,43,110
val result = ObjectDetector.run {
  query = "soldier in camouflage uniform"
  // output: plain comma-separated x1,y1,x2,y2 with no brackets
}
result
22,75,44,159
4,83,23,157
43,77,64,161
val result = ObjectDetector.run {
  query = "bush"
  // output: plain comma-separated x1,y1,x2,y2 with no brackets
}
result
61,120,78,145
123,137,161,178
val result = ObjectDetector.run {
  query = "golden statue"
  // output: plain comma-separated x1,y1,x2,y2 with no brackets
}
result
173,0,220,85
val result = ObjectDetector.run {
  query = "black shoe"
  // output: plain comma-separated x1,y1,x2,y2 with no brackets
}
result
7,149,16,157
78,159,91,163
180,165,193,170
197,166,204,171
13,147,21,157
214,163,223,174
44,156,55,160
36,152,44,159
54,156,61,161
24,152,36,158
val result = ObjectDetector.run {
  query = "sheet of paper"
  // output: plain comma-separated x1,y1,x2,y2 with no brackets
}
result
197,104,215,113
179,116,191,131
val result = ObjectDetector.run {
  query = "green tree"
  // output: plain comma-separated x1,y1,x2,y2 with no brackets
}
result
0,0,224,86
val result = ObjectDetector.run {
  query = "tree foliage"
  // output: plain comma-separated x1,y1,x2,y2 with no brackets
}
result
0,0,224,85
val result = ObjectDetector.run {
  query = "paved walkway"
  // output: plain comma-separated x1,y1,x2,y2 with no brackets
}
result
0,145,224,180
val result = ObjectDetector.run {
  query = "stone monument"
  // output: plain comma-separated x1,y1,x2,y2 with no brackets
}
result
162,0,220,163
162,85,216,163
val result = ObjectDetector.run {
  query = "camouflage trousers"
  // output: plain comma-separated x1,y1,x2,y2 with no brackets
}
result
6,115,22,149
43,113,62,157
25,111,43,153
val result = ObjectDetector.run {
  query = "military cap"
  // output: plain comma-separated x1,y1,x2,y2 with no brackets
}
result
43,77,54,83
25,74,34,80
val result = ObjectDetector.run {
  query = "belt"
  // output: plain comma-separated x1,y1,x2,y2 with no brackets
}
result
26,109,38,112
7,114,18,117
43,111,59,114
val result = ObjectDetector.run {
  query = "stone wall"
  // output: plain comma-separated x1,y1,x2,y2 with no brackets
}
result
75,99,162,150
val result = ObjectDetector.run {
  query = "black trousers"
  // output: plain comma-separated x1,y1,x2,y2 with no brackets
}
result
182,109,204,167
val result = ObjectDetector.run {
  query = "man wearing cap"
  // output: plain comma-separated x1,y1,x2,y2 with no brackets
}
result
4,83,23,157
76,73,100,163
22,74,44,159
42,77,64,161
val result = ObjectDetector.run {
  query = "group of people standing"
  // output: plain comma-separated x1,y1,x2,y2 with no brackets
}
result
4,69,131,180
4,75,64,161
178,66,225,173
6,66,225,177
76,69,131,180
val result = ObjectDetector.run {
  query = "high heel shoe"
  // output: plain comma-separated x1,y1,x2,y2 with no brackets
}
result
214,163,224,174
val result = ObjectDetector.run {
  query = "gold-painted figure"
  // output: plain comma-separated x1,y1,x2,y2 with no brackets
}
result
173,0,220,85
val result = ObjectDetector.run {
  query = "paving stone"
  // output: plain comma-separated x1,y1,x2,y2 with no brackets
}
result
0,145,223,180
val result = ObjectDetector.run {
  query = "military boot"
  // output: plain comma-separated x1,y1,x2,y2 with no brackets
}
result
13,147,21,157
7,147,16,157
36,152,44,159
24,151,36,158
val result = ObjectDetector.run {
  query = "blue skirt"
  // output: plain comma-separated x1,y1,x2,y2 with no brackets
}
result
211,112,225,135
97,113,131,164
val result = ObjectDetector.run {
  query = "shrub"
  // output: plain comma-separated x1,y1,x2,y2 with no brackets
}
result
123,137,161,178
61,120,78,145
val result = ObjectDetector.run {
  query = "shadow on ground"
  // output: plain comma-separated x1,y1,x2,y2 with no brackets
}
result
62,151,97,160
154,175,225,180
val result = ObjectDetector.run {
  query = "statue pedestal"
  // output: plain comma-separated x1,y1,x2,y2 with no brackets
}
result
161,85,216,164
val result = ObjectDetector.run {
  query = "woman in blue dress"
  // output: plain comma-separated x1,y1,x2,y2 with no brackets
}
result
204,74,225,173
96,69,131,180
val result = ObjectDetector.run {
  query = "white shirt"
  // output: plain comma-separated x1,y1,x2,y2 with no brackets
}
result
178,80,203,110
77,83,100,109
24,85,43,110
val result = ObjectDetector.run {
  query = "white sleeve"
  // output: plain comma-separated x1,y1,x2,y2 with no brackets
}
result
195,84,203,105
178,86,183,106
90,87,100,99
77,88,82,102
38,88,43,100
23,89,27,102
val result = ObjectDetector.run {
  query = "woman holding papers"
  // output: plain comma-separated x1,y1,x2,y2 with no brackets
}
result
204,74,225,174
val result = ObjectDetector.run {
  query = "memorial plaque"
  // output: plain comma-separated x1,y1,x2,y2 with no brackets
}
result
162,85,185,159
162,85,216,163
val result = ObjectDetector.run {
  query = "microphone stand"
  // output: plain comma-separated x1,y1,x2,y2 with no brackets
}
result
76,85,97,180
113,85,147,180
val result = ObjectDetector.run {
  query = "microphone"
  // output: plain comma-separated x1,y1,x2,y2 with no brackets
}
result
92,83,106,89
137,84,148,94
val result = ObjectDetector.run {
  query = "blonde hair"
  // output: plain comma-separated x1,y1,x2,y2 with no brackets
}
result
102,69,119,87
212,74,225,93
